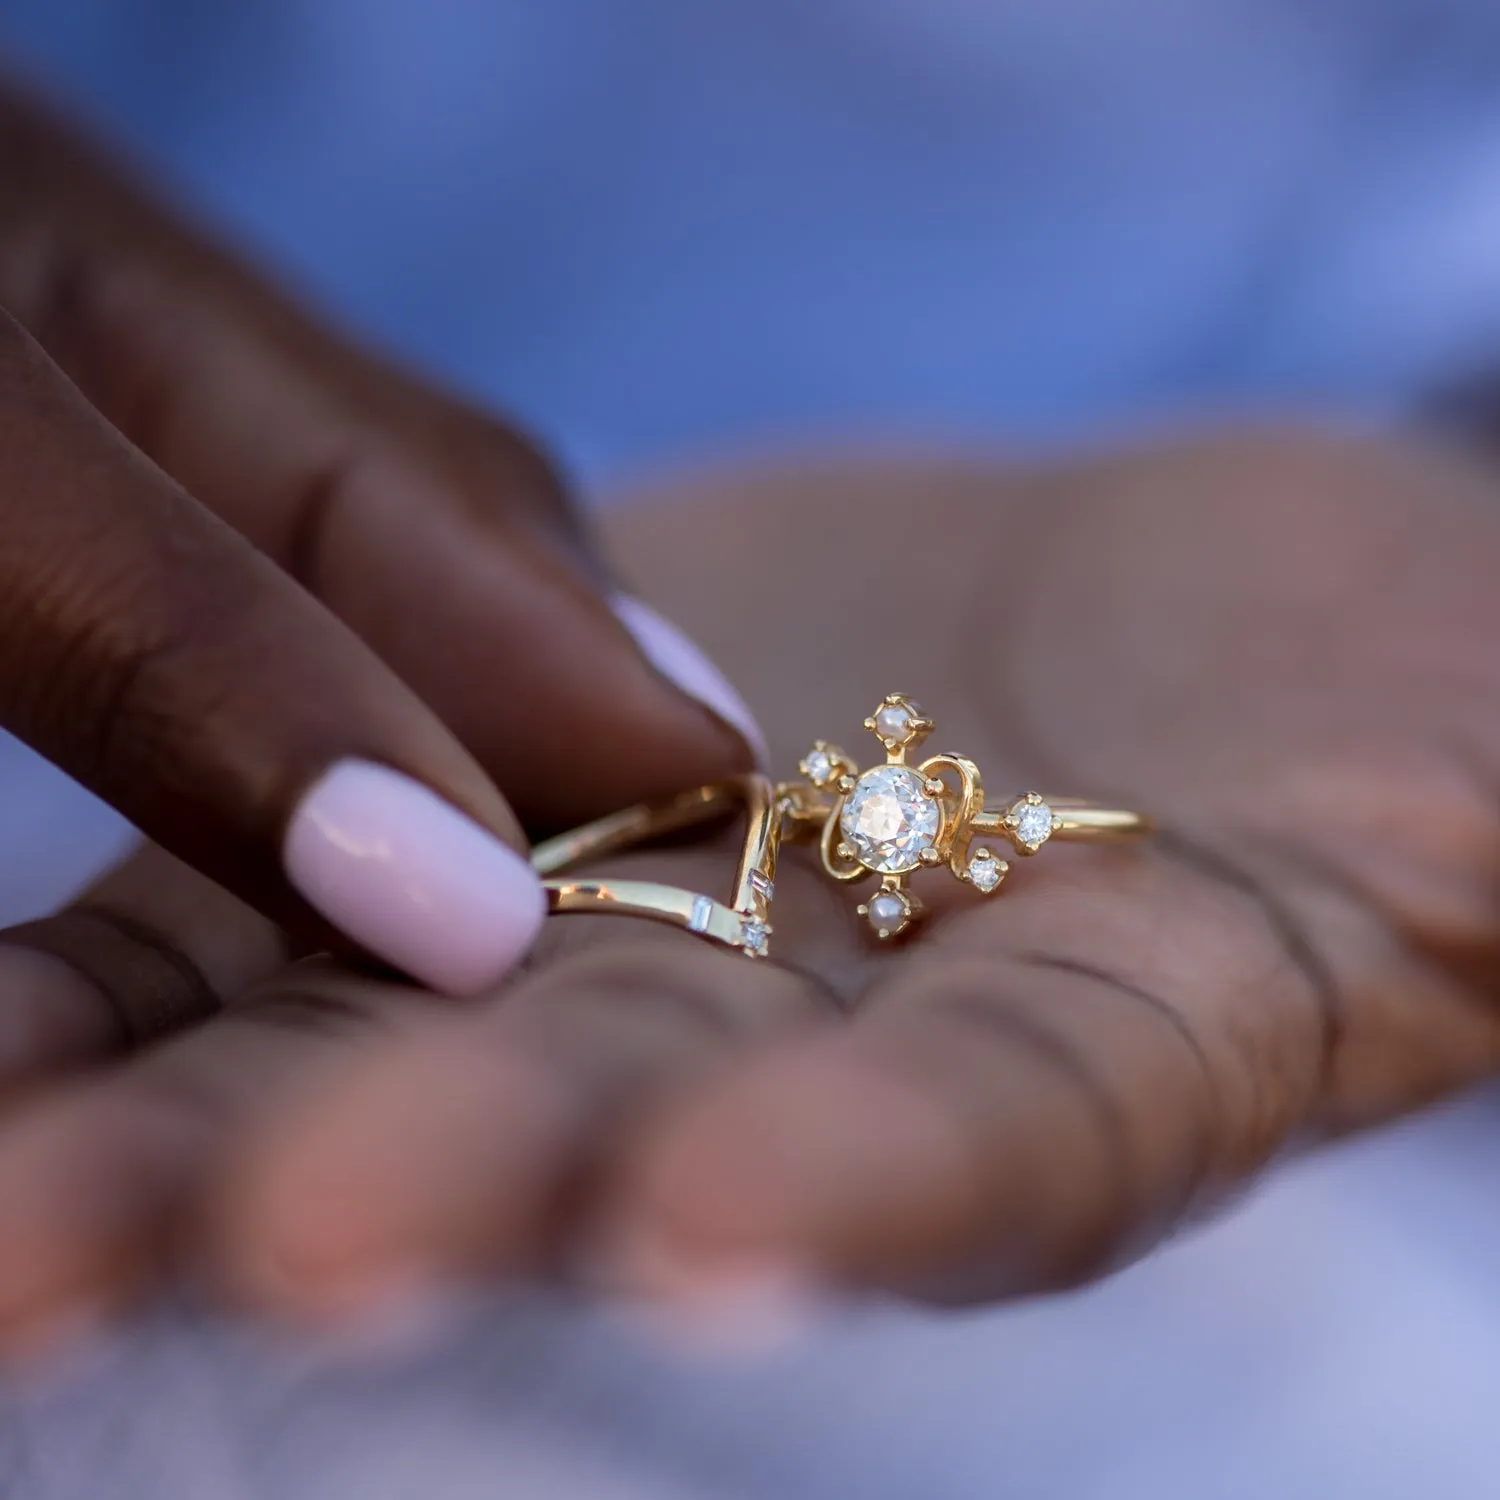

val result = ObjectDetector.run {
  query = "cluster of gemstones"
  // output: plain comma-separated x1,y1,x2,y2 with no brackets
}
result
796,695,1059,939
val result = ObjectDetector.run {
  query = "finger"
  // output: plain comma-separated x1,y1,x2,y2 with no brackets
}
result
586,838,1472,1307
212,897,826,1320
0,85,761,823
0,960,441,1351
0,842,286,1082
0,310,541,993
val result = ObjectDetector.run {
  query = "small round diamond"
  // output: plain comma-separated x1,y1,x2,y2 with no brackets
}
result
801,746,834,784
874,703,913,742
840,765,942,873
1012,797,1054,851
866,890,910,937
967,850,1004,892
738,914,770,958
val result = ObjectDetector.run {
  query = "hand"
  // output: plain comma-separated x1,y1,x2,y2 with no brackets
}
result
0,82,757,1005
3,426,1498,1346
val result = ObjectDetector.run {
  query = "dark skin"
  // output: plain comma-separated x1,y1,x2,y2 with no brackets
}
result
0,83,750,959
1,425,1498,1347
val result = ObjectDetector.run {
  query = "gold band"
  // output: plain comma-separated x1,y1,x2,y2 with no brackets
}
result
532,781,747,876
534,694,1153,958
973,799,1151,842
536,775,783,959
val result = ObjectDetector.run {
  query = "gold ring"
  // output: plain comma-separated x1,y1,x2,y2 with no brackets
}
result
785,693,1151,940
533,775,784,959
533,693,1152,958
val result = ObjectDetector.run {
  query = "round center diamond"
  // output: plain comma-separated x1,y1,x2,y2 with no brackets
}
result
840,765,941,873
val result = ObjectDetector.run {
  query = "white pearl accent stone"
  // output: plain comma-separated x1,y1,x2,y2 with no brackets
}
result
840,765,941,873
874,703,913,742
867,891,909,935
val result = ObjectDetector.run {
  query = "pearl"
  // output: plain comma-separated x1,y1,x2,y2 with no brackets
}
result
867,891,909,935
874,703,913,741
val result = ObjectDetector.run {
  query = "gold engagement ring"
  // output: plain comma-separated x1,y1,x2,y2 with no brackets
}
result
533,694,1152,960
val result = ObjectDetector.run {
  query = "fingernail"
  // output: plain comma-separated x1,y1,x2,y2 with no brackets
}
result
611,595,769,768
283,759,545,995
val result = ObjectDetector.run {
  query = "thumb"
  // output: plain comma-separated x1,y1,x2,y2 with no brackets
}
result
0,311,542,995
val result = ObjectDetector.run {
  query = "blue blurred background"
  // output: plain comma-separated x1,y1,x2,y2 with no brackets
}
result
8,0,1500,489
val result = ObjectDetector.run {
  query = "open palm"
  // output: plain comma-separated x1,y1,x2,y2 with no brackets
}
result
2,426,1499,1344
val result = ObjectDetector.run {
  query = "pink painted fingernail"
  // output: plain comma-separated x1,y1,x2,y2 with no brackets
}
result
611,595,769,768
283,760,545,995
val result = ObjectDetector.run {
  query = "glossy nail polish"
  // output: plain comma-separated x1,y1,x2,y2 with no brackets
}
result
283,759,545,994
611,595,769,767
